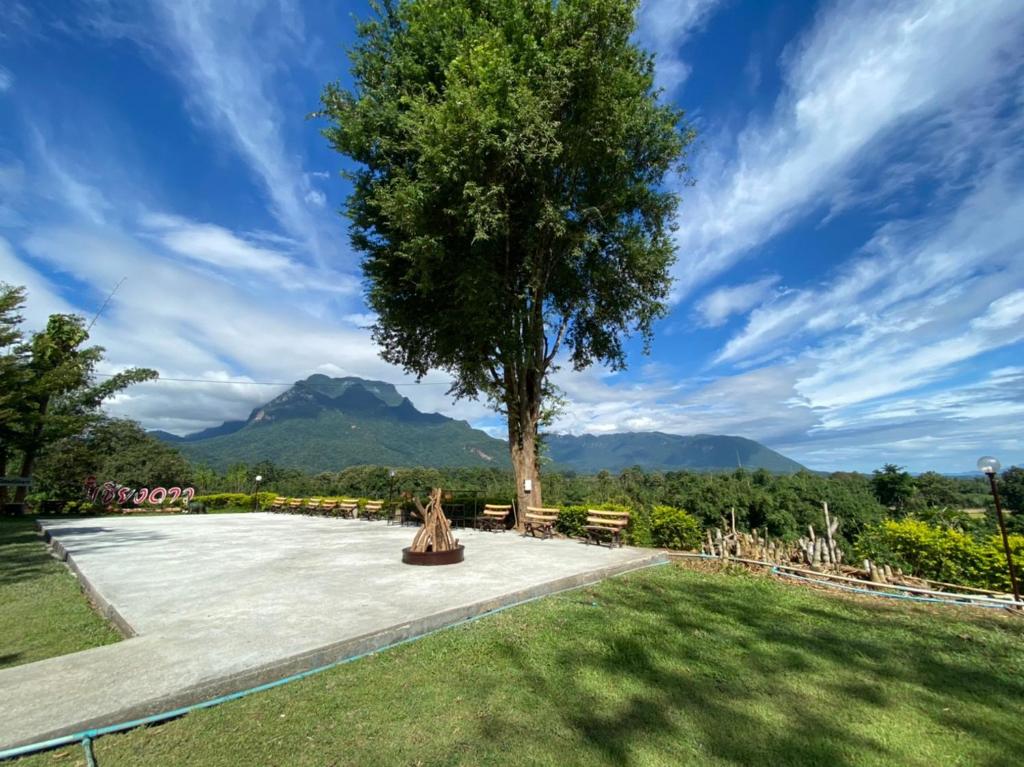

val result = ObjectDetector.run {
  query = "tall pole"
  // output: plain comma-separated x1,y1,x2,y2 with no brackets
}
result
388,470,396,525
987,473,1021,604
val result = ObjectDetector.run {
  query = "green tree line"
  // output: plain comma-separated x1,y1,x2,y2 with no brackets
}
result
0,284,156,512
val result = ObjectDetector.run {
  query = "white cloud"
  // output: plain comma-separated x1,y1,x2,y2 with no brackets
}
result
672,0,1024,298
139,212,295,272
0,65,12,92
716,161,1024,394
694,275,780,327
86,1,338,267
342,312,377,327
304,189,326,208
635,0,720,93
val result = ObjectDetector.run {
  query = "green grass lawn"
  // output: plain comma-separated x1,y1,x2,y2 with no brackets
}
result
0,516,121,670
14,562,1024,767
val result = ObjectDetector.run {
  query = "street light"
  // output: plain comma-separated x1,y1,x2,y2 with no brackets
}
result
977,456,1021,605
254,474,263,511
388,469,397,525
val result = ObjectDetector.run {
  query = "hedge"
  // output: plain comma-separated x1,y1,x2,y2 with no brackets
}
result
855,518,1024,591
650,505,702,550
191,492,276,509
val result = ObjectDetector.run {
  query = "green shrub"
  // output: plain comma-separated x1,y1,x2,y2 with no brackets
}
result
193,493,255,509
650,505,702,550
856,520,991,585
624,505,652,547
978,534,1024,592
556,506,589,537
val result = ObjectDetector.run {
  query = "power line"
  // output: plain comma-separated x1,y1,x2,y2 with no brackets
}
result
93,373,454,387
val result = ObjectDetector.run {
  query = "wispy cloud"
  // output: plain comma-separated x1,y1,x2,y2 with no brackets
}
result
139,212,297,273
694,275,780,327
672,0,1024,298
84,1,338,268
0,65,12,92
151,0,332,263
635,0,720,94
717,159,1024,375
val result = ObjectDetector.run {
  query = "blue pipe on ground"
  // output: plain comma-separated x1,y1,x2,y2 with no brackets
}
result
0,560,668,764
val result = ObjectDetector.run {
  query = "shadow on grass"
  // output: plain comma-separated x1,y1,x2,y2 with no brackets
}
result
498,568,1024,766
0,519,59,587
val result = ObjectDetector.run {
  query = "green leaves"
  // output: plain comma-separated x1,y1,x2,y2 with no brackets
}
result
320,0,692,398
0,286,158,497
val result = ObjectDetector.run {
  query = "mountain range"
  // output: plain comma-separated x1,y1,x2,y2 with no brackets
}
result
153,374,805,474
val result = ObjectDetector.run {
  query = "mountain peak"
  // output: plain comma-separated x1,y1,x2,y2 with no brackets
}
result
151,374,805,474
301,374,404,406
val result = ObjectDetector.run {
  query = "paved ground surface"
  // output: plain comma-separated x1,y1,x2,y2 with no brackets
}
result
0,513,665,750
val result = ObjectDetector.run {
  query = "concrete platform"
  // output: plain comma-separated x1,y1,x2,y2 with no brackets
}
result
0,513,665,750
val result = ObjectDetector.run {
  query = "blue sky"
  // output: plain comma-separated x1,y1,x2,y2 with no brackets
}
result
1,0,1022,473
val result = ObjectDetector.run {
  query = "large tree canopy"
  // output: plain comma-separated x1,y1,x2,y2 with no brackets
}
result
320,0,693,513
0,285,158,510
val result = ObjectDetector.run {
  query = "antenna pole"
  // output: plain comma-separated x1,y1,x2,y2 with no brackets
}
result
87,277,126,332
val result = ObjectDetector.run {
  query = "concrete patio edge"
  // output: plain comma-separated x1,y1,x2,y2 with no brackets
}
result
8,539,666,752
38,519,137,639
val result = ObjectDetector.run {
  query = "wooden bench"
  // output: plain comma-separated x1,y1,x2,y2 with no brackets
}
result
268,496,289,512
304,498,323,514
363,500,385,520
584,510,629,548
477,504,511,532
319,499,339,516
287,498,304,514
337,500,359,519
524,506,559,540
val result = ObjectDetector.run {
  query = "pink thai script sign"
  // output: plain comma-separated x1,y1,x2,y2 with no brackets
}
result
84,476,196,506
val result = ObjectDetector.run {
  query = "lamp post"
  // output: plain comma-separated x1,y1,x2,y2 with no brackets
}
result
977,456,1021,605
388,469,397,525
254,474,263,511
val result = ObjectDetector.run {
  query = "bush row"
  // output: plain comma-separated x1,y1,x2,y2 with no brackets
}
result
553,503,700,549
854,518,1024,591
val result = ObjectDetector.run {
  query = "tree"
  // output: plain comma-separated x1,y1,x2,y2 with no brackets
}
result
0,284,28,507
34,418,193,501
871,464,916,513
8,310,157,507
914,471,960,510
320,0,693,516
1000,466,1024,514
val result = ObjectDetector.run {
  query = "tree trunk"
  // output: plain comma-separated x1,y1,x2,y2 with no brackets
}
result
507,388,543,530
13,395,48,506
12,449,35,506
510,427,541,529
0,445,7,507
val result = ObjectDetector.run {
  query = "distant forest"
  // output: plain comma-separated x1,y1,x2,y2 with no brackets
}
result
27,417,1023,549
192,460,1021,548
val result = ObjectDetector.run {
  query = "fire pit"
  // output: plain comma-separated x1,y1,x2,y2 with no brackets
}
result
401,545,465,565
402,487,464,566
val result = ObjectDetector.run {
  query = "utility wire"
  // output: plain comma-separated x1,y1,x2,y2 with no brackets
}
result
92,373,453,387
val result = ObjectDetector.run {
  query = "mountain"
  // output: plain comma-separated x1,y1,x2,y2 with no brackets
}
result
153,375,506,472
153,375,805,474
543,432,805,474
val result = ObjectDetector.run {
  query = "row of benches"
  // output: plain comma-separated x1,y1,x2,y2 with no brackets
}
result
268,497,631,548
267,497,388,520
484,505,631,548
